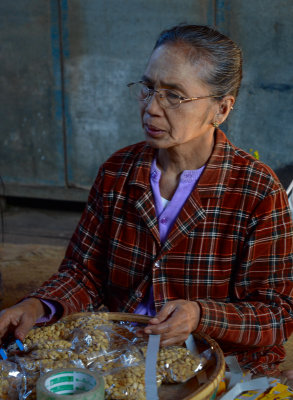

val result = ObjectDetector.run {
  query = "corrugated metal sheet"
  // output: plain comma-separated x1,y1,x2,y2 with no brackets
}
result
0,0,292,201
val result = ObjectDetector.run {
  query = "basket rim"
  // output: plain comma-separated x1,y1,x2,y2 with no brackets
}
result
186,332,225,399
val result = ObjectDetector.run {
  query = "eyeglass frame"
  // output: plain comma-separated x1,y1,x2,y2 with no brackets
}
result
127,80,221,108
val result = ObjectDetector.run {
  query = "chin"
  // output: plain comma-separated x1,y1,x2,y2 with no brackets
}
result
145,136,168,149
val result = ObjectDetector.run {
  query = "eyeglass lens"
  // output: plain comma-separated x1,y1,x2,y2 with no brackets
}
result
129,83,179,108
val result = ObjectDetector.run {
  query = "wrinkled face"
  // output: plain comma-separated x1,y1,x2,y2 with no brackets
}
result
140,43,219,149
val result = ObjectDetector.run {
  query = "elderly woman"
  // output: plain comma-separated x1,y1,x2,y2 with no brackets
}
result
0,24,293,377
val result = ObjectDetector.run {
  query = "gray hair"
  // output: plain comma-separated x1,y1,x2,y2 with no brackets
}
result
154,24,243,100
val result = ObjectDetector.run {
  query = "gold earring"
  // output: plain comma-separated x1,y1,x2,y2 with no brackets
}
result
212,122,219,128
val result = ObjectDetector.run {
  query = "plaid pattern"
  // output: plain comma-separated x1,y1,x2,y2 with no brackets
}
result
30,129,293,374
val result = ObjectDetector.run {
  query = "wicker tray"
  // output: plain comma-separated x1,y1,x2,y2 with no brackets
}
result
63,312,225,400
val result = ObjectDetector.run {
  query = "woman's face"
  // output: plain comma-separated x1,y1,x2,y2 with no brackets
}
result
140,43,220,150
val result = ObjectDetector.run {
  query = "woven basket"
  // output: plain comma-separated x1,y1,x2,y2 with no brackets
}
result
62,312,225,400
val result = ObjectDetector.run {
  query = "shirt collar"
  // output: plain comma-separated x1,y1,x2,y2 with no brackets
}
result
129,129,233,198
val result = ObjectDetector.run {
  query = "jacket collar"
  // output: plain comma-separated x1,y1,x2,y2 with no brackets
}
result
129,129,234,199
197,129,234,198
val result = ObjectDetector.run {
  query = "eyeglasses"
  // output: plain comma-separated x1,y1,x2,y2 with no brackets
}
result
127,81,220,109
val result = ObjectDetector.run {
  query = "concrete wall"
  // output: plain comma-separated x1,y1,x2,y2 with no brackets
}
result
219,0,293,188
0,0,292,201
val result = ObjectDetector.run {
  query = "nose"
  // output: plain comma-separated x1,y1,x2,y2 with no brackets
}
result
144,90,163,115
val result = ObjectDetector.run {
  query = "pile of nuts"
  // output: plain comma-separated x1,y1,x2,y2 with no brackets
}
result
0,313,203,400
0,360,22,400
104,364,163,400
157,346,201,383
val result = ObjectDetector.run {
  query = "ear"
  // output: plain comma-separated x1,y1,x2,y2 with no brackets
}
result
215,95,235,125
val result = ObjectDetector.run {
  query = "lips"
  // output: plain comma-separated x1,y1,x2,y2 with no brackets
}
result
144,123,165,137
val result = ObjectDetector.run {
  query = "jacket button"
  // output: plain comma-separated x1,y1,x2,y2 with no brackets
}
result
154,261,160,268
136,290,142,298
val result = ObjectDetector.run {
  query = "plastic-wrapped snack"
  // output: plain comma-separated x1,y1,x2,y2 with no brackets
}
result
61,312,113,336
17,357,41,400
88,347,144,373
96,324,134,350
111,322,138,342
40,358,84,372
70,325,132,359
157,346,204,383
78,348,122,370
67,312,111,326
104,363,163,400
0,360,23,400
23,312,111,352
23,322,68,350
69,326,110,354
69,326,140,368
140,344,205,384
27,338,72,352
29,348,80,362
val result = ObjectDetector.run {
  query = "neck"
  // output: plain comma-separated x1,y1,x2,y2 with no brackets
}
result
157,131,215,175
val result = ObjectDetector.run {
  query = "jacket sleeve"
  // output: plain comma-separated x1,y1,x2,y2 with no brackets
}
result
197,185,293,347
27,167,108,317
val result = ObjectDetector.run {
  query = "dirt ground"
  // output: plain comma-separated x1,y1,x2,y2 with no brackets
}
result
0,242,292,374
0,243,65,308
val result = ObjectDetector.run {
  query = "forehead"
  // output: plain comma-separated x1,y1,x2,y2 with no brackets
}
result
144,43,209,88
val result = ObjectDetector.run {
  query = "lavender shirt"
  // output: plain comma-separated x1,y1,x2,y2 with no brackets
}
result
37,158,205,323
134,158,205,317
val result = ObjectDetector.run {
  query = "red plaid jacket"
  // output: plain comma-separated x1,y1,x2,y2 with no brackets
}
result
30,129,293,374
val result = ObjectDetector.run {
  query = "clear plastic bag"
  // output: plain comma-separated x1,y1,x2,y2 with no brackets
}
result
0,313,211,399
89,347,144,373
157,346,206,383
104,363,163,400
0,360,23,399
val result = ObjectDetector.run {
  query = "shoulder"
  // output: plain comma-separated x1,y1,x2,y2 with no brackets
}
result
209,130,284,202
216,135,290,220
93,141,154,193
102,141,153,172
88,141,153,201
230,144,283,198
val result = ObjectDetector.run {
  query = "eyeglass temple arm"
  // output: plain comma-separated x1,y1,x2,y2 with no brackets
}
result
180,94,220,103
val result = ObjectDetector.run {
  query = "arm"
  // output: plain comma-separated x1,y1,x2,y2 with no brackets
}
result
0,169,107,341
145,187,293,349
0,298,46,342
26,166,108,317
197,187,293,347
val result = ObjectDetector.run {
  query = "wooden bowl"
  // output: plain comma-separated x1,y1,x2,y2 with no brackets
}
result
62,312,225,400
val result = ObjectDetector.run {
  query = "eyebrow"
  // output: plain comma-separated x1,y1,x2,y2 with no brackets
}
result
141,75,187,94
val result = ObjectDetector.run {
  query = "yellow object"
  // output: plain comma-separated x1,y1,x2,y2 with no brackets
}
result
234,391,260,400
233,382,293,400
216,379,226,394
256,383,293,399
249,148,260,160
